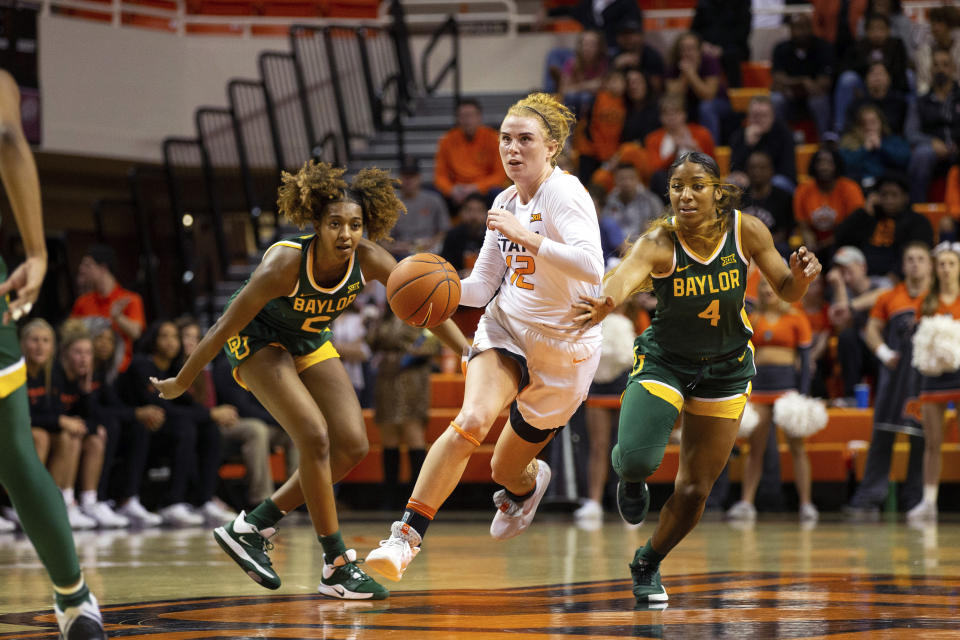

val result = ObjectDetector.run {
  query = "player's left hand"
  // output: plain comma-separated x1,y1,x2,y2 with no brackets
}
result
0,255,46,324
486,208,527,244
789,246,821,285
572,295,616,331
150,376,187,400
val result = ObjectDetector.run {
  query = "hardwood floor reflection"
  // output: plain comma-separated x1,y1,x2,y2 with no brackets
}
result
0,513,957,638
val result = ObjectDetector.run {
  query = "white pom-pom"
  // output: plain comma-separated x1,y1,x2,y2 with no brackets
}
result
773,391,828,439
912,315,960,377
738,402,759,438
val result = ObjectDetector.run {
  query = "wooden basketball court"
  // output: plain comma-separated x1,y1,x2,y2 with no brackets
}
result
1,512,958,638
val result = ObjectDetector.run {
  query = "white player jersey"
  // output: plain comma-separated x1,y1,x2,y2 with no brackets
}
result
461,167,603,340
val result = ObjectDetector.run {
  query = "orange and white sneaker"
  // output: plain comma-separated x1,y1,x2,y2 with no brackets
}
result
365,521,421,582
490,460,551,540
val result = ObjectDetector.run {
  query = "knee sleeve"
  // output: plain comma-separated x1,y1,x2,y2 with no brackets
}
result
611,381,680,483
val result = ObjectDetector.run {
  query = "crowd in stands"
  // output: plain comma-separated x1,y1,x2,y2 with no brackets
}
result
1,0,959,532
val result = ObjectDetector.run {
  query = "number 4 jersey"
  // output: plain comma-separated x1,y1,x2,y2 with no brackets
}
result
223,234,364,368
649,210,752,360
461,167,603,341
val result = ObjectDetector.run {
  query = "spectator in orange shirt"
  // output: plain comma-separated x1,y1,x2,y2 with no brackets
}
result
70,245,145,373
645,94,714,201
434,99,507,208
792,147,864,256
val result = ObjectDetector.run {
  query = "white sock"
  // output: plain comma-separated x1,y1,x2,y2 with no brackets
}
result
923,484,939,505
80,490,98,508
61,488,75,506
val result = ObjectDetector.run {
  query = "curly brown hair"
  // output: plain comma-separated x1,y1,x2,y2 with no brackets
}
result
277,160,405,242
506,92,577,166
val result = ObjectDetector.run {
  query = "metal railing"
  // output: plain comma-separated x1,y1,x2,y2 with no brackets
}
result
421,15,459,100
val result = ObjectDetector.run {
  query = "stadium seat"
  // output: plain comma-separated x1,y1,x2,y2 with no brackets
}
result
740,61,772,89
715,145,731,176
913,203,949,241
729,87,769,113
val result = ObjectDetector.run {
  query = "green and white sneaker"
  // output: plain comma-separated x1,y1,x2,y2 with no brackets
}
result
318,549,389,600
214,511,281,590
617,481,649,525
629,549,668,605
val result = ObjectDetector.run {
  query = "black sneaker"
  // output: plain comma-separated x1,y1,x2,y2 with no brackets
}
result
55,593,107,639
629,549,668,605
617,481,649,525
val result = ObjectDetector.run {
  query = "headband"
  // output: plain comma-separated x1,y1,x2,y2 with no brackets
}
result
520,105,555,138
933,241,960,256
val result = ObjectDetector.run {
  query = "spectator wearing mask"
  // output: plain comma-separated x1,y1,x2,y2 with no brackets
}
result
434,99,507,208
770,13,834,139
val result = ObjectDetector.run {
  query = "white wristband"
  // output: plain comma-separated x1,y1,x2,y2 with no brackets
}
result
874,343,896,365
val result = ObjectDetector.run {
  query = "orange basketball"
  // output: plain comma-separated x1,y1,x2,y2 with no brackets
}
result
386,253,461,328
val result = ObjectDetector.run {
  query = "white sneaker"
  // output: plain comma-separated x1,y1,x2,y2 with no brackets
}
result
199,500,237,523
490,460,552,540
365,521,421,582
0,512,15,533
66,504,97,530
573,499,603,523
725,500,757,522
54,592,106,639
116,497,163,527
82,502,130,529
799,503,819,523
907,500,938,522
159,503,205,527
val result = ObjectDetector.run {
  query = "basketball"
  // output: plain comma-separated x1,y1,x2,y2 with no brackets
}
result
386,253,461,328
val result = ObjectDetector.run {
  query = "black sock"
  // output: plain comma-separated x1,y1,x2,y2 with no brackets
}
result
401,507,431,540
504,486,536,503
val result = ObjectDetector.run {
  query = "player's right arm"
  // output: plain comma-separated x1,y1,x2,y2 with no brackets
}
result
0,71,47,324
151,245,300,398
460,226,508,307
573,229,673,330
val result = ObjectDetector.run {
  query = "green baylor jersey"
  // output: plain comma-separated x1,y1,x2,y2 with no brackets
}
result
224,234,365,358
648,210,752,361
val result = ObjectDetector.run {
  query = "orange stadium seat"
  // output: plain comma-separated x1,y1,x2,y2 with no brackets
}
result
320,0,379,18
729,87,769,113
187,0,253,15
258,0,321,16
715,145,731,176
740,61,772,89
913,202,949,241
122,13,176,30
795,143,818,179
